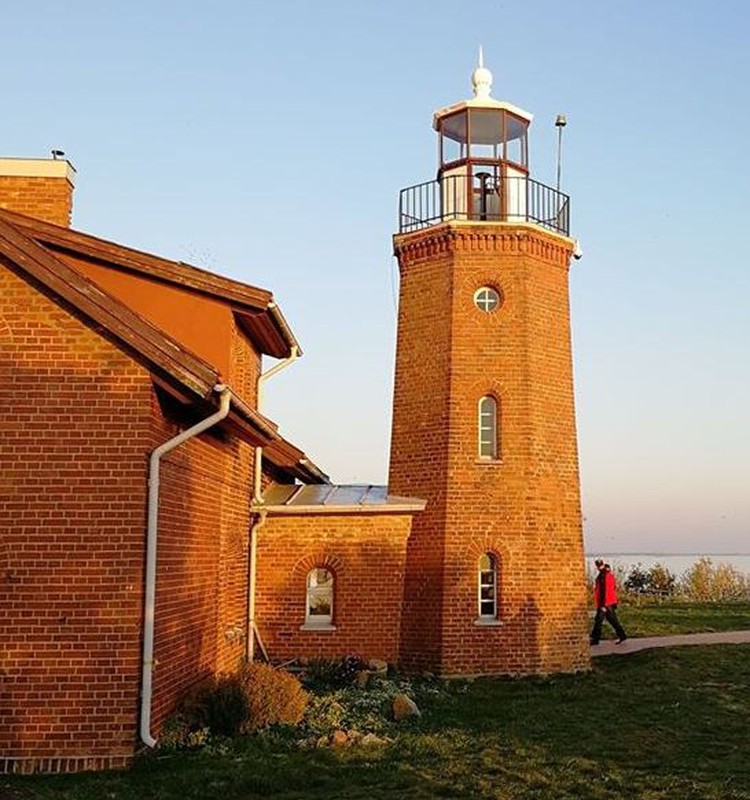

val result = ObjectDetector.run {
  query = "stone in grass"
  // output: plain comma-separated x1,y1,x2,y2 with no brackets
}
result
331,729,349,747
368,659,388,675
392,693,421,721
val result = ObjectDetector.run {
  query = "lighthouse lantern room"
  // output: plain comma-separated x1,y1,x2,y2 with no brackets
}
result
399,50,569,235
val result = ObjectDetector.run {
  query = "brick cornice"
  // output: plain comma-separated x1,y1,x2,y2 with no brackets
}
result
393,222,574,268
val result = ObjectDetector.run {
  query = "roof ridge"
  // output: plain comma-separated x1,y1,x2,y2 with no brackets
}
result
0,207,272,311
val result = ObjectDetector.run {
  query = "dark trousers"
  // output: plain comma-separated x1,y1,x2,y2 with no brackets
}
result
590,604,627,643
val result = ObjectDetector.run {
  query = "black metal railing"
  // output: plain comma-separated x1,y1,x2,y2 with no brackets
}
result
398,173,570,236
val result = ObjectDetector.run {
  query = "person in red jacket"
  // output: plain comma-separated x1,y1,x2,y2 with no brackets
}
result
590,559,628,644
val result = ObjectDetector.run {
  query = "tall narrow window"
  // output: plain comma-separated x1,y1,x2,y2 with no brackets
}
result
306,568,333,626
478,553,498,619
478,395,498,460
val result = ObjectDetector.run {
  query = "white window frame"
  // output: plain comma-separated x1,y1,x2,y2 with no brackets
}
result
477,552,500,623
303,567,335,630
478,395,499,460
474,286,501,313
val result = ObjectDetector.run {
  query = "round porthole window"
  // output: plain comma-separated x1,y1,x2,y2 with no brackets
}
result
474,286,501,313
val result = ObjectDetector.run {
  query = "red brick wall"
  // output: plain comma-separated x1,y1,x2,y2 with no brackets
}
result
147,406,255,729
229,317,260,405
254,513,412,664
389,223,589,676
0,175,72,227
0,262,150,770
0,262,259,772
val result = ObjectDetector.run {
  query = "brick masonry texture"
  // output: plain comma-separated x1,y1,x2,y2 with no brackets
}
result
255,513,412,664
0,261,257,771
389,223,590,676
0,176,73,227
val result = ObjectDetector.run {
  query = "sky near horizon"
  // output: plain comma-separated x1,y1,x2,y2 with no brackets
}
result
3,1,749,554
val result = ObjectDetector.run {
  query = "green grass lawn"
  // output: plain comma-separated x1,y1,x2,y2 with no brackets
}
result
611,600,750,638
4,603,749,800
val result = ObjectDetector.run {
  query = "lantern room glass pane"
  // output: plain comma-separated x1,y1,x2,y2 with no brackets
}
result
504,113,529,167
469,109,504,161
440,111,468,143
441,134,465,164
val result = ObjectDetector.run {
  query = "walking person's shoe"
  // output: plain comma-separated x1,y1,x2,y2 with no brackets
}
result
615,635,628,644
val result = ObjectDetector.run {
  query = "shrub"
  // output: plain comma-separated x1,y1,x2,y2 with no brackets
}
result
177,673,247,738
303,654,369,691
680,557,750,601
158,716,205,751
240,662,309,732
625,562,677,597
648,562,676,596
301,675,429,738
624,563,650,594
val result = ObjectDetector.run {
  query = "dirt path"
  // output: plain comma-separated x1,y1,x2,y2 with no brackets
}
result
591,629,750,657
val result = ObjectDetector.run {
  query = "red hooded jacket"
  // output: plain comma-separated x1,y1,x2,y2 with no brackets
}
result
594,567,618,608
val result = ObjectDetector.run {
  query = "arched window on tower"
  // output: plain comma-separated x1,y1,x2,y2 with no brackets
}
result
478,553,498,620
305,567,334,628
478,395,499,460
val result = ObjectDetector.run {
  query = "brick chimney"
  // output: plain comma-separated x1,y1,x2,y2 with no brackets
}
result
0,157,76,227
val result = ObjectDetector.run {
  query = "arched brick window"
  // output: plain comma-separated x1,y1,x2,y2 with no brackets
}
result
478,553,498,619
478,395,499,460
305,567,334,627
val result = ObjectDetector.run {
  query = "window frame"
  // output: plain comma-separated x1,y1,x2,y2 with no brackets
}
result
302,567,335,630
478,395,499,461
473,286,501,313
476,552,501,624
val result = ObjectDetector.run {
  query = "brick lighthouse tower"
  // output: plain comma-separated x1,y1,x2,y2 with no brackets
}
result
389,55,590,676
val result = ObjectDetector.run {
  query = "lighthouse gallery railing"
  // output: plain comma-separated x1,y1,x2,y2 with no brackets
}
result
398,174,570,236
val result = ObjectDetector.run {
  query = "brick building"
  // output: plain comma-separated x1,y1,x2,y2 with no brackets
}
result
1,60,588,773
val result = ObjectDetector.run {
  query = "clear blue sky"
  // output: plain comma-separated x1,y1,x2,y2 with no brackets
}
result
5,0,749,554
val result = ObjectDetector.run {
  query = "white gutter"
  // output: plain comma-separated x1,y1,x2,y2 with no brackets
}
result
247,341,299,662
140,384,232,749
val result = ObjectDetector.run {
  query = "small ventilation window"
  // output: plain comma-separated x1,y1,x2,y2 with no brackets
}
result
474,286,501,313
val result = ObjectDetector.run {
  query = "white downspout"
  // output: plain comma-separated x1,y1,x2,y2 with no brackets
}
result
246,509,267,662
247,342,299,662
140,384,231,749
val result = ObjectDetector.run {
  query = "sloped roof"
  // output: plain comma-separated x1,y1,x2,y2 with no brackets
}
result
257,484,426,514
0,210,327,484
2,208,299,358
